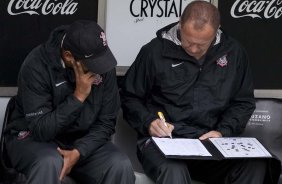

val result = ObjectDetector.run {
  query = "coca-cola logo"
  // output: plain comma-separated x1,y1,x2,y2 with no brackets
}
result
231,0,282,19
7,0,78,15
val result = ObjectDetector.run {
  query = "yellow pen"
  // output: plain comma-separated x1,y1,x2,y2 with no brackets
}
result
157,112,172,138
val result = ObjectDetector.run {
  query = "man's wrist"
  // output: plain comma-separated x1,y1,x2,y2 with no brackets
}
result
73,92,86,103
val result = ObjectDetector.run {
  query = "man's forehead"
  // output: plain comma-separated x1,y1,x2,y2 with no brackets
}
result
181,23,215,43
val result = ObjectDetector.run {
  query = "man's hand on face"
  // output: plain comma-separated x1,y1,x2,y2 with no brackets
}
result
199,130,222,140
72,61,96,102
149,119,174,137
57,148,80,181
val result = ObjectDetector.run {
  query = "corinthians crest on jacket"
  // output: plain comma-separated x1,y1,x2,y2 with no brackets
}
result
216,55,228,67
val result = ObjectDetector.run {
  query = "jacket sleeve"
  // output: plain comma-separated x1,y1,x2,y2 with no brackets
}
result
19,64,84,141
216,47,256,136
120,45,158,136
73,69,120,160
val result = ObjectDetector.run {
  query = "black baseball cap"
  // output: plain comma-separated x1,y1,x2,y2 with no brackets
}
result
62,20,117,74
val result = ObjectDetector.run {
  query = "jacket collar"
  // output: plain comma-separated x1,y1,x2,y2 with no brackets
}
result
157,22,232,63
43,25,69,70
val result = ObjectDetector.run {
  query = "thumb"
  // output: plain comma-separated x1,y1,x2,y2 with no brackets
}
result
168,123,174,132
59,164,67,181
199,133,209,140
57,147,64,155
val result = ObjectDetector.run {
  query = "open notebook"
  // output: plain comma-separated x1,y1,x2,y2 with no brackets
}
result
151,137,272,159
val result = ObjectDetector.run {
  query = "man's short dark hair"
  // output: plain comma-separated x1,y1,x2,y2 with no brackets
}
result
180,1,220,31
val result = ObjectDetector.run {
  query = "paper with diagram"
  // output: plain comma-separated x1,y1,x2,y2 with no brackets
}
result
209,137,272,158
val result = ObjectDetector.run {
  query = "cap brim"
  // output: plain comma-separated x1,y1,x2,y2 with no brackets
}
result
81,48,117,74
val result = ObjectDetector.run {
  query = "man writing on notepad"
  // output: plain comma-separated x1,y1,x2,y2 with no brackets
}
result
121,1,279,184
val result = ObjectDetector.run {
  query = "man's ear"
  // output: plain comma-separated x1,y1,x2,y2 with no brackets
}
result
61,50,75,67
62,50,74,61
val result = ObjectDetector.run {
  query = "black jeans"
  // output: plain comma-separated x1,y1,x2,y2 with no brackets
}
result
6,135,135,184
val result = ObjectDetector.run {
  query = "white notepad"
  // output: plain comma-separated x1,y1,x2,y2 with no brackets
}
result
151,137,212,157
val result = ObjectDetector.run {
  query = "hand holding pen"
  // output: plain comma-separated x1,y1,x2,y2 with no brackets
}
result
148,112,174,138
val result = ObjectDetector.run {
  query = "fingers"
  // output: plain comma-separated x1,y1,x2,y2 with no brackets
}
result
199,130,222,140
59,163,67,181
167,122,174,132
85,72,96,80
160,121,173,138
57,147,66,181
71,60,78,74
149,119,173,137
73,61,96,82
72,61,86,77
72,61,96,102
71,60,80,82
150,125,168,137
166,123,174,138
76,61,85,75
57,147,64,155
199,133,209,140
58,147,73,181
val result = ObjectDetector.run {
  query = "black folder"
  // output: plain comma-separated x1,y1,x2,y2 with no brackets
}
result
151,137,273,160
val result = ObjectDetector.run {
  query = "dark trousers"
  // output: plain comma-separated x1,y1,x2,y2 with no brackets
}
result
138,141,267,184
6,135,135,184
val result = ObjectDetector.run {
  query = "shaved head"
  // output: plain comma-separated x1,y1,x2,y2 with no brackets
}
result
180,1,220,32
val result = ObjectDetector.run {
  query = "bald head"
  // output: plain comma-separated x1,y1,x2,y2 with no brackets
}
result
180,1,220,32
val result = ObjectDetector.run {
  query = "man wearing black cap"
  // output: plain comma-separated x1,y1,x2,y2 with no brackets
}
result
5,20,135,184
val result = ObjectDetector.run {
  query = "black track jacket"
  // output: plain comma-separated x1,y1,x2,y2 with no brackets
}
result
8,26,120,160
121,22,255,141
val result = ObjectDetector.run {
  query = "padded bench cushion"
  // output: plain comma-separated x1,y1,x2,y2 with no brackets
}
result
241,98,282,164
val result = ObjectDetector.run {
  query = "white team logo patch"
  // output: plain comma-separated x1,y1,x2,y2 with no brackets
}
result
216,55,228,67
